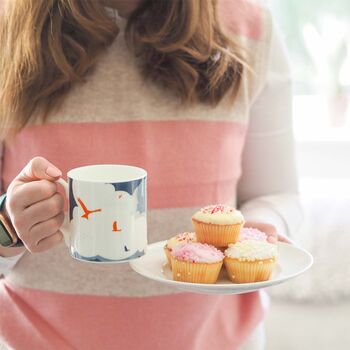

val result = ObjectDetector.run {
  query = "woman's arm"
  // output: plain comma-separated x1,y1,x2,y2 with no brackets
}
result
237,23,303,239
0,144,25,276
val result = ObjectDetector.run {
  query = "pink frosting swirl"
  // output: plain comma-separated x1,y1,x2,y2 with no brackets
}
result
239,228,267,242
171,243,224,263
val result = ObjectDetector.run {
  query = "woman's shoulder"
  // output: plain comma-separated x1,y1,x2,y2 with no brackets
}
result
218,0,272,43
218,0,274,101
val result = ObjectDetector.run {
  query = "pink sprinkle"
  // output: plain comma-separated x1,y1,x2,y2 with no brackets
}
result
201,204,234,215
211,205,225,214
175,232,195,242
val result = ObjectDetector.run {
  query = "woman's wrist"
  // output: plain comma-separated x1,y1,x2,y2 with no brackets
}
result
0,195,10,221
0,245,25,258
0,198,26,255
0,193,24,249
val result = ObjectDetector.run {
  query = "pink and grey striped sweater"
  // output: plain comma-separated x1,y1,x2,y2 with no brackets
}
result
0,1,301,349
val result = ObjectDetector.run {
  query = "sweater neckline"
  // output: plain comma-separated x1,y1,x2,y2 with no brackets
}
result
105,6,127,31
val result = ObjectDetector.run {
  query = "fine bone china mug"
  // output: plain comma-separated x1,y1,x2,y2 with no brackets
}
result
57,164,147,263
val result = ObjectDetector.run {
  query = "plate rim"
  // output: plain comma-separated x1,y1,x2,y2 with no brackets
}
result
129,240,314,291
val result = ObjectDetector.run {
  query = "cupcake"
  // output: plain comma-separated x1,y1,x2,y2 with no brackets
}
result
171,243,224,284
239,227,267,242
163,232,196,267
224,240,278,283
192,205,244,247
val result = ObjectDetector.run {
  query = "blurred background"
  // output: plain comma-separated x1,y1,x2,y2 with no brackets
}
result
265,1,350,349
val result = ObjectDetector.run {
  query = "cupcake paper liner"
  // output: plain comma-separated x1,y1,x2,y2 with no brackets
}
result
224,257,276,283
171,257,223,284
192,219,242,247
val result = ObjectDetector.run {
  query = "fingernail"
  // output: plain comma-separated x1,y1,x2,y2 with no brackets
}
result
46,166,62,178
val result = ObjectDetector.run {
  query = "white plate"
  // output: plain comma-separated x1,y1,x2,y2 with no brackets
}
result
129,241,313,295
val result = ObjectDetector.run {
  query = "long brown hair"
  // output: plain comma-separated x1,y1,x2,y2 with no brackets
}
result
0,0,247,139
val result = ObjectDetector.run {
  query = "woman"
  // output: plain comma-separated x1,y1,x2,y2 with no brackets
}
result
0,0,302,349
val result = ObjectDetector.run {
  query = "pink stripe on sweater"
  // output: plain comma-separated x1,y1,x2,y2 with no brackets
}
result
0,281,263,350
3,121,247,209
218,0,263,41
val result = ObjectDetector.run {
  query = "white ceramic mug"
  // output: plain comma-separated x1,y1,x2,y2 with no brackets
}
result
57,164,147,263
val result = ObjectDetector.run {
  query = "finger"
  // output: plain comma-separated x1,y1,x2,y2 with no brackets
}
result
28,212,65,245
9,180,58,211
277,234,293,244
22,193,64,229
17,156,62,183
29,231,63,253
244,221,277,235
267,235,278,244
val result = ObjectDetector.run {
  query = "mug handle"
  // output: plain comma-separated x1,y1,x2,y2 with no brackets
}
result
56,178,71,247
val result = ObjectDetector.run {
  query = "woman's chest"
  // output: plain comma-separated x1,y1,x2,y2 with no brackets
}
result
3,119,247,209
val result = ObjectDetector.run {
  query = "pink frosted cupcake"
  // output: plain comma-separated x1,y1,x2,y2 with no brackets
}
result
239,228,267,242
171,243,224,284
163,232,196,267
192,205,244,247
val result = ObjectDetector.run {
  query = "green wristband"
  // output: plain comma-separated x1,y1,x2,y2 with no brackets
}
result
0,193,24,247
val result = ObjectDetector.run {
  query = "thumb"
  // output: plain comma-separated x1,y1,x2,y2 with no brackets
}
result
18,156,62,182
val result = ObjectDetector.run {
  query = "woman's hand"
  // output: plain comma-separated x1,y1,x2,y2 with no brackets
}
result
244,221,292,244
5,157,65,253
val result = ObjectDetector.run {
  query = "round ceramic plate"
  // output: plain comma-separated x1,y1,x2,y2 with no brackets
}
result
129,240,313,295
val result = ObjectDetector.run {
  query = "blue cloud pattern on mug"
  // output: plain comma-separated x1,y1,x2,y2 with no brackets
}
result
68,177,147,262
109,178,146,214
69,177,78,221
